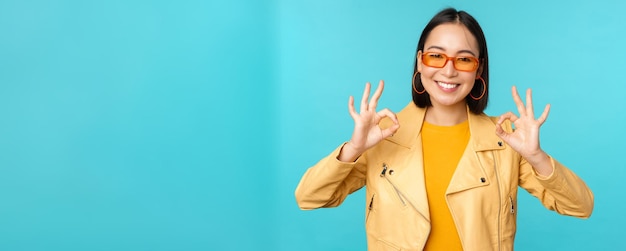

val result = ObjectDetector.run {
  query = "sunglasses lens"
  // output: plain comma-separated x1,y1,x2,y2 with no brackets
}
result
423,53,446,67
454,57,478,71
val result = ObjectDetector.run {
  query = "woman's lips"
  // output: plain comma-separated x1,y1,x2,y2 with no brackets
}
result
436,81,459,92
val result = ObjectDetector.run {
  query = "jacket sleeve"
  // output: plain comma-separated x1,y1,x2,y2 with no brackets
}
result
518,156,594,218
294,143,368,210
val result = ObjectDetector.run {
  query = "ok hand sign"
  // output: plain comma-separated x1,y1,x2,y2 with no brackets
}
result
496,86,553,176
339,80,400,162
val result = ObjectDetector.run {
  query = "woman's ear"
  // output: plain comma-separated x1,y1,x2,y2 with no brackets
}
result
416,50,423,73
476,59,484,78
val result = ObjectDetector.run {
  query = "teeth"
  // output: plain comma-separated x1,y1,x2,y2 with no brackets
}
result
437,81,458,89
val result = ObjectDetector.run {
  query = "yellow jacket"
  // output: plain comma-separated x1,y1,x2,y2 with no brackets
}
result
295,102,594,251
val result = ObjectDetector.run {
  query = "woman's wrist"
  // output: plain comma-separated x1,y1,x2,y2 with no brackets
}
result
338,141,363,162
525,150,553,177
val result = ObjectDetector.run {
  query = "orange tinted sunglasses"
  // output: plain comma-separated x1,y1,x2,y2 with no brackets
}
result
421,52,480,72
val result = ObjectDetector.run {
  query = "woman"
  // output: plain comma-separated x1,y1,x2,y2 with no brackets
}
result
294,8,593,251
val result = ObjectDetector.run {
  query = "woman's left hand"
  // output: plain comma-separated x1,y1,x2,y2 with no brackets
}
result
496,86,553,175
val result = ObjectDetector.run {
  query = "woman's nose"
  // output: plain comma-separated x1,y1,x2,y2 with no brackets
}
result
441,59,458,77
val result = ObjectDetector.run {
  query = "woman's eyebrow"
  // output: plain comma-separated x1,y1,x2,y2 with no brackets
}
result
426,46,477,57
457,50,477,57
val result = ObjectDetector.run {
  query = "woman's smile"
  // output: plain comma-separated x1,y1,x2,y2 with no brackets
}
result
435,81,461,92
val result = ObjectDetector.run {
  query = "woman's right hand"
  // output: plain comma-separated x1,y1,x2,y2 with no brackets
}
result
338,80,400,162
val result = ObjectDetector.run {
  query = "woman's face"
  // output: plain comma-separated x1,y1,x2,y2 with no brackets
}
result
417,23,481,109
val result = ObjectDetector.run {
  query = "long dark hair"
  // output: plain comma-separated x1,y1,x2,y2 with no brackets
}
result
412,8,489,114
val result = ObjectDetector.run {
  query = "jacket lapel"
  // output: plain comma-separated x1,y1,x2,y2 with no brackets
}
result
446,109,506,195
380,103,430,221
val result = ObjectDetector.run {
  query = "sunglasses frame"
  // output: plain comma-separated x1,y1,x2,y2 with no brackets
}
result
421,52,480,72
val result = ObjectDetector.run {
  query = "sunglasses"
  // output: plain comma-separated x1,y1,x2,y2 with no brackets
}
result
421,52,480,72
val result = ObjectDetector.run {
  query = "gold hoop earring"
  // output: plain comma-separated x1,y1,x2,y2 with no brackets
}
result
412,71,426,94
470,76,486,100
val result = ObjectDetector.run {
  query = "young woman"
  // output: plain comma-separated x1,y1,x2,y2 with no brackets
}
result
294,8,594,251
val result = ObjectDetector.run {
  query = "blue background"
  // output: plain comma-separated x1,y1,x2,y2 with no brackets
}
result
0,0,623,250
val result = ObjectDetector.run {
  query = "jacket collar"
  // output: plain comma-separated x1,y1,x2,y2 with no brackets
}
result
383,102,505,152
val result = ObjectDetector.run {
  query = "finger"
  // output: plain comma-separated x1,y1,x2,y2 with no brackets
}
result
494,115,513,138
495,126,511,142
511,86,527,117
376,108,399,124
526,88,535,118
497,111,519,125
360,82,371,112
368,80,385,110
381,124,400,138
537,104,551,125
348,96,358,118
495,122,506,137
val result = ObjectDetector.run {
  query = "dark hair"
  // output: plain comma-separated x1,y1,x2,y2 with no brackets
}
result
412,8,489,114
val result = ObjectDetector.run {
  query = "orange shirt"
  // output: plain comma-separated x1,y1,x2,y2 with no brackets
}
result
422,120,470,251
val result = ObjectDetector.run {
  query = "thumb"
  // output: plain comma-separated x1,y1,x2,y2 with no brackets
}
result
381,124,400,138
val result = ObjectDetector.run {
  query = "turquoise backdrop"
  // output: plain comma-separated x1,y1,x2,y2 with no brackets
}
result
1,0,624,250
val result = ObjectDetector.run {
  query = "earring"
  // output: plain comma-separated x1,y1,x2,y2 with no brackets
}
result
470,76,486,100
412,71,426,94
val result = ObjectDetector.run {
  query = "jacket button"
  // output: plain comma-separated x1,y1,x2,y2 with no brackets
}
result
498,141,503,146
480,177,486,183
389,170,394,175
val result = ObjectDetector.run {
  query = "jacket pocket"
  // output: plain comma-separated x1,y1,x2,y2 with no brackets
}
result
366,194,375,224
380,163,407,207
508,196,515,215
502,195,517,238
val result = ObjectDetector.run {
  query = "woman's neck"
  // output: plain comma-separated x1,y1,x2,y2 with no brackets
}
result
424,103,468,126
